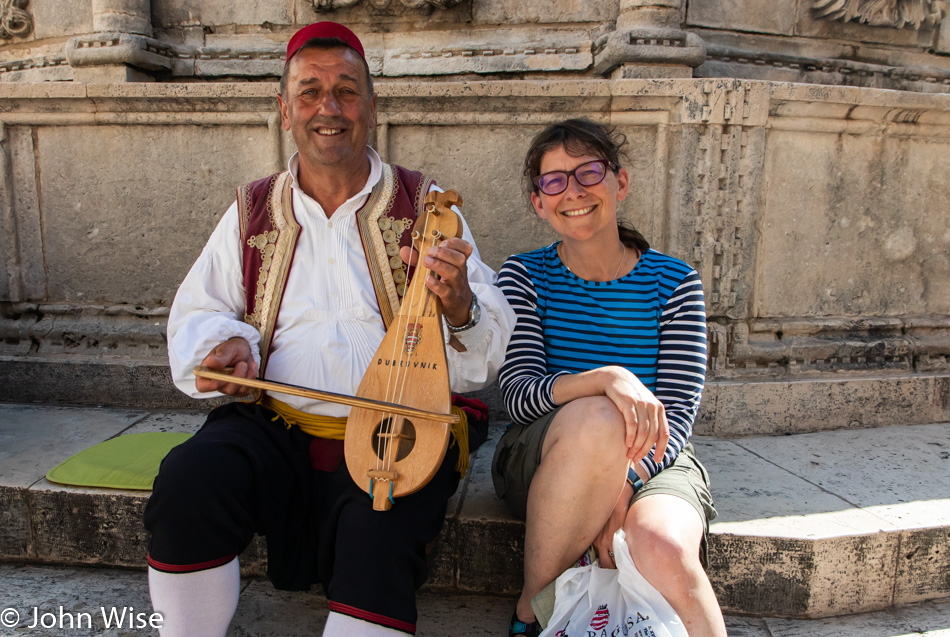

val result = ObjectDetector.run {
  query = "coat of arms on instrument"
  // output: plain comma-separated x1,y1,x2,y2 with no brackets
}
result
403,322,422,354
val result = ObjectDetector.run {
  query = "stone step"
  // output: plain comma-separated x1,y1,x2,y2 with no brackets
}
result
4,356,948,438
1,402,948,619
3,563,949,637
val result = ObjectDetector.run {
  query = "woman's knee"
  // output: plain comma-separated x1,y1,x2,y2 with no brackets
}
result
632,527,697,570
626,500,705,579
543,396,626,461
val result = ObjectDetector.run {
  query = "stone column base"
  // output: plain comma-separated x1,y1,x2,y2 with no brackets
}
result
593,26,706,77
65,32,174,82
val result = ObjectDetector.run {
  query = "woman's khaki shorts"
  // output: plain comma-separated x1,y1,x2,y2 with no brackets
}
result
491,406,717,563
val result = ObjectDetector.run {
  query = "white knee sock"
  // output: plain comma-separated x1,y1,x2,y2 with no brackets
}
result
323,610,411,636
148,557,240,637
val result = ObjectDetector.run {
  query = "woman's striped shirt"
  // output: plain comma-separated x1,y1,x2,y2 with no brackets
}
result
496,243,708,476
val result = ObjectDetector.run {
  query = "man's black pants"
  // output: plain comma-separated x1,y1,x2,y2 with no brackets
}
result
144,402,462,633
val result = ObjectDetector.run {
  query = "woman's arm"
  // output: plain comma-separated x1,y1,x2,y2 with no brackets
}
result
497,258,570,425
642,270,708,476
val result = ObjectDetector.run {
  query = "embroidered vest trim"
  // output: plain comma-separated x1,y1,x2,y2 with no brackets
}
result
238,171,298,377
356,164,433,328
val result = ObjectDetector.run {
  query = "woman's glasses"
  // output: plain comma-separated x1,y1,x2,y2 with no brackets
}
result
532,159,614,196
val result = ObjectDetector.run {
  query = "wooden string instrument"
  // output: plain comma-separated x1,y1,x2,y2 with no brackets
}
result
344,190,463,510
194,190,464,512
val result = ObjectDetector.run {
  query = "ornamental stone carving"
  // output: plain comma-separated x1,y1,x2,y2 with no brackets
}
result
812,0,946,29
593,0,706,77
311,0,464,11
0,0,32,39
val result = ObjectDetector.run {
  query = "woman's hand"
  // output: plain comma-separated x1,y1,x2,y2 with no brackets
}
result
594,480,634,569
600,366,669,463
551,365,670,464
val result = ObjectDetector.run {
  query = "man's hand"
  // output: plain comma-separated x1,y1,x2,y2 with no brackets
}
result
399,237,475,327
195,337,259,396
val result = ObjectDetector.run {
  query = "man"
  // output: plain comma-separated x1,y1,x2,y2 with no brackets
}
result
144,22,514,637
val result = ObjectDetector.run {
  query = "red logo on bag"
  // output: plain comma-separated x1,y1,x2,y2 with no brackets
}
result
590,604,610,630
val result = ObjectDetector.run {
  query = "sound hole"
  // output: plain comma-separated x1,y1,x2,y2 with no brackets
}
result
372,417,416,462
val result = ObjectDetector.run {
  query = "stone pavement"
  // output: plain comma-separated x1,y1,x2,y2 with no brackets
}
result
0,401,949,628
0,563,948,636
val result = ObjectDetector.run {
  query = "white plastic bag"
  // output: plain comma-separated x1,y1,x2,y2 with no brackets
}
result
540,529,688,637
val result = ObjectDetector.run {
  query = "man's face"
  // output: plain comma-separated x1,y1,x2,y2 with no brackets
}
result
277,46,377,172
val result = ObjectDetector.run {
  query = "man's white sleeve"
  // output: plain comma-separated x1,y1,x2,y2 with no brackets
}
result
166,202,262,398
444,213,516,393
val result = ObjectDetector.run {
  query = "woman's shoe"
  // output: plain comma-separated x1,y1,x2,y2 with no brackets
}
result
508,610,542,637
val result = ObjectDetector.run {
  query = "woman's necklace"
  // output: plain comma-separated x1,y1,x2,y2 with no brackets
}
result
560,243,627,280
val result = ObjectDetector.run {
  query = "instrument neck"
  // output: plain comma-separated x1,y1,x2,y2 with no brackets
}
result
397,240,442,320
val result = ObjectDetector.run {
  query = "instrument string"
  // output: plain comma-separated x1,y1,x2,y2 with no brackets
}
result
378,304,400,473
377,215,418,474
379,279,403,474
378,255,408,475
379,204,437,479
391,222,436,471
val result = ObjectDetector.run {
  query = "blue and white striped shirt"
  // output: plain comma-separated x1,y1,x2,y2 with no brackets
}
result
497,243,708,477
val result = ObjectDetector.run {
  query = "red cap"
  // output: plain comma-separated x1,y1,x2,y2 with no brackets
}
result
286,22,366,65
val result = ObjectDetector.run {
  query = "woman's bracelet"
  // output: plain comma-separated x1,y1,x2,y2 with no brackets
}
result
627,465,644,494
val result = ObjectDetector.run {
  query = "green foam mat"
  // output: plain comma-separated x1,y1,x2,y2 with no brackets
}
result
46,432,192,491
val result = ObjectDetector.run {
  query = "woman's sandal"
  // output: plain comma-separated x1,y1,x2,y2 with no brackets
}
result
508,610,542,637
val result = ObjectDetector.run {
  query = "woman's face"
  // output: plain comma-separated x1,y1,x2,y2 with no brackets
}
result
530,144,629,242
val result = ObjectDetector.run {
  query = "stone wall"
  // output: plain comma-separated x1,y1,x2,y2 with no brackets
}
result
1,1,949,90
0,0,948,433
1,78,948,435
690,0,950,92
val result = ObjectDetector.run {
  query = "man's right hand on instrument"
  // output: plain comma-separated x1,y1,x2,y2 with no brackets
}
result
196,337,259,396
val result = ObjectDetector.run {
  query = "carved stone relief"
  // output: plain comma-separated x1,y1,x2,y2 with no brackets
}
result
687,81,763,326
311,0,464,11
812,0,946,29
0,0,32,39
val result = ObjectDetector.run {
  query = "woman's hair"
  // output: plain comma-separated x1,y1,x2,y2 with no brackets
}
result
523,118,650,253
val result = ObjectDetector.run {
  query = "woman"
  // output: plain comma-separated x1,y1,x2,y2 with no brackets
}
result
492,119,727,637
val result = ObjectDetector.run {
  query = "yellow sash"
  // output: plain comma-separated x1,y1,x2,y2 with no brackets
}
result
259,394,471,477
260,393,347,439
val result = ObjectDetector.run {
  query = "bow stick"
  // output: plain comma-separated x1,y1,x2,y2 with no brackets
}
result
193,366,460,424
